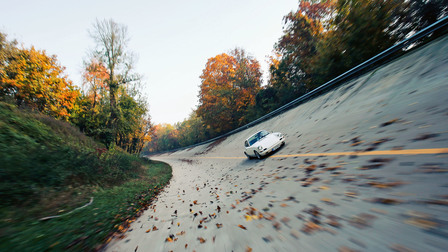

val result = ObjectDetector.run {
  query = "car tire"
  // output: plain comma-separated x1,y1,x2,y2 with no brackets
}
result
244,152,252,159
254,151,262,159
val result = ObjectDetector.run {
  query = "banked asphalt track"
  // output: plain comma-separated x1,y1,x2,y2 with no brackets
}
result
106,35,448,251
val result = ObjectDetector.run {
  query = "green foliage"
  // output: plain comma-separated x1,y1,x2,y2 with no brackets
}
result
311,0,406,84
0,101,143,206
72,58,152,154
0,102,172,250
0,160,172,251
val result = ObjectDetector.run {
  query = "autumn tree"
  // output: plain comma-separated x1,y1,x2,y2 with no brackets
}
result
267,0,334,110
145,124,180,152
82,58,109,110
197,48,261,135
0,37,79,120
71,58,111,139
89,19,140,145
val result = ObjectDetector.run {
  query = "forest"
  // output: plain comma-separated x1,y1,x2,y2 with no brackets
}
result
1,1,447,154
146,0,448,153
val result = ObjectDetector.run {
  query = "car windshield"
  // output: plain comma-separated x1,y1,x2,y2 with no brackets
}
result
247,130,270,146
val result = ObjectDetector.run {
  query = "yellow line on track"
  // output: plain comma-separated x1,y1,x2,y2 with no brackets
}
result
196,148,448,159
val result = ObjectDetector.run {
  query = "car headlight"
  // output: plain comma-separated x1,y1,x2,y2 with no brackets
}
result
258,146,263,151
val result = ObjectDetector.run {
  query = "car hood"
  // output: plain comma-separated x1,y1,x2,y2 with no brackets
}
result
254,134,280,148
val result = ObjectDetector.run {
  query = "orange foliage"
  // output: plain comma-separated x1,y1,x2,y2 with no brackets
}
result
0,47,79,120
82,58,109,107
197,49,261,134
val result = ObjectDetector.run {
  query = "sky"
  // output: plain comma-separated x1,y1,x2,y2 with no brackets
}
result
0,0,298,125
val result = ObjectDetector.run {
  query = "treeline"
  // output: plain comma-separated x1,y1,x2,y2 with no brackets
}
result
146,0,448,153
0,19,151,154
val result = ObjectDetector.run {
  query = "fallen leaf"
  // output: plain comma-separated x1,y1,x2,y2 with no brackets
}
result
321,198,335,205
238,224,247,230
197,237,206,244
145,228,151,233
301,221,321,234
390,243,416,252
404,218,438,230
345,191,358,198
380,118,399,127
370,208,388,215
348,213,377,229
216,223,223,228
367,198,404,205
338,245,360,252
273,221,281,230
262,235,273,243
152,226,158,231
290,229,300,239
246,246,253,252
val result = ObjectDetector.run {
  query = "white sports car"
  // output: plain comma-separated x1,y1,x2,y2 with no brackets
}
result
244,130,285,159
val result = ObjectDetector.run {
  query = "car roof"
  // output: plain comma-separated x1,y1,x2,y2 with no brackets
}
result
245,130,268,141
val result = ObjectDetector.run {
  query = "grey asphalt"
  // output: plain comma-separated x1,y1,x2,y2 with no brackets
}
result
106,35,448,251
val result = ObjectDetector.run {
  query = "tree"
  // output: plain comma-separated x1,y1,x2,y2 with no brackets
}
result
197,48,261,135
82,58,109,111
145,124,180,152
0,44,79,120
175,111,207,147
89,19,140,145
310,0,411,84
116,91,152,154
268,0,334,109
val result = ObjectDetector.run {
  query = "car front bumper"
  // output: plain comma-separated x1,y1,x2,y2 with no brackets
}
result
259,139,284,156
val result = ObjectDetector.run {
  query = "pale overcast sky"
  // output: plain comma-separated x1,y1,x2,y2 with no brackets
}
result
0,0,298,125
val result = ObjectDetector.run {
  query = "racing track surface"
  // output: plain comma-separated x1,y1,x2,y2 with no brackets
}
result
106,36,448,251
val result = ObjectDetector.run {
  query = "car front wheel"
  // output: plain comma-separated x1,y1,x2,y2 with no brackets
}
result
244,152,252,159
254,151,262,159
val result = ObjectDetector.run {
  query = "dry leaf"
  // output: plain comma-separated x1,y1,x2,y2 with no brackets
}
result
197,237,206,243
338,246,360,252
404,218,438,230
390,243,416,252
301,221,321,234
238,224,247,230
290,229,300,239
345,191,358,198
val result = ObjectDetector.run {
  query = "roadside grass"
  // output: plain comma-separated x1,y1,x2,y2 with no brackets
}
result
0,102,173,251
0,159,172,251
